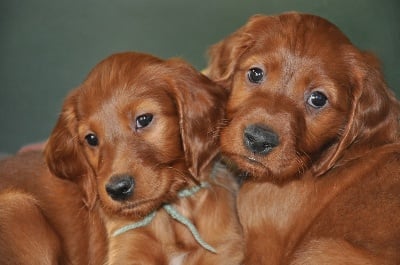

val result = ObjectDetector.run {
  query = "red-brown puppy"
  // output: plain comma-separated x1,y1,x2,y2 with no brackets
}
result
206,12,400,264
0,52,243,264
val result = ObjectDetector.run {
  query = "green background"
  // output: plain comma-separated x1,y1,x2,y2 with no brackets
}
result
1,0,399,153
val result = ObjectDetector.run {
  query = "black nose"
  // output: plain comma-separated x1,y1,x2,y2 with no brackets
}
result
243,124,279,155
106,175,135,201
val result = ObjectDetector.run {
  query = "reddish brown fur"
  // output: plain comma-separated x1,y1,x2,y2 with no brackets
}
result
206,12,400,264
0,52,243,264
0,152,106,265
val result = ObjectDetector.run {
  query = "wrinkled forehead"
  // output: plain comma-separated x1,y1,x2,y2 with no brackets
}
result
74,80,175,143
242,18,355,81
256,29,348,58
75,70,172,122
243,14,351,57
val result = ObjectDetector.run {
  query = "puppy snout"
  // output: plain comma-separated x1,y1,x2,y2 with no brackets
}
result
243,124,279,155
106,175,135,201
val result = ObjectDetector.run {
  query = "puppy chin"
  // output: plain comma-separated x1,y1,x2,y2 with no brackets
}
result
223,149,307,184
98,195,162,220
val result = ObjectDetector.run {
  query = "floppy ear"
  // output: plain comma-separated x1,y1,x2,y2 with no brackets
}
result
205,16,258,88
44,89,97,208
165,59,228,178
312,51,400,176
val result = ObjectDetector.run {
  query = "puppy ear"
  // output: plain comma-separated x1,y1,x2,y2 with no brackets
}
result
166,59,228,178
205,16,259,88
312,51,400,176
44,89,97,208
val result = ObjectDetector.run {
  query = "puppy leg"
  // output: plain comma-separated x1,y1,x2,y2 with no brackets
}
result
106,232,168,265
0,190,61,265
291,239,384,265
243,228,283,265
183,186,244,265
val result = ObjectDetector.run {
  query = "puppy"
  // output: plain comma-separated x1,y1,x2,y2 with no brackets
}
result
206,12,400,264
0,52,243,264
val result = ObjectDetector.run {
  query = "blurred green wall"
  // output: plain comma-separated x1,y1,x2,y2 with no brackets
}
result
1,0,399,153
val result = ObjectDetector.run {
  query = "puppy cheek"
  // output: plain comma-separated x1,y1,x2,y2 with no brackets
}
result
220,120,245,155
304,112,345,154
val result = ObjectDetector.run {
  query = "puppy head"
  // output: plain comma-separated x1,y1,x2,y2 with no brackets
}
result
207,12,400,182
45,52,226,218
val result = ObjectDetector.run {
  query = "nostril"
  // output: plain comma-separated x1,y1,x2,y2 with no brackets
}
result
106,175,135,201
243,124,279,155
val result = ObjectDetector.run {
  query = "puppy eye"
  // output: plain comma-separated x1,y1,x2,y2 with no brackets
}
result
247,67,265,83
307,91,328,108
136,113,153,129
85,133,99,146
